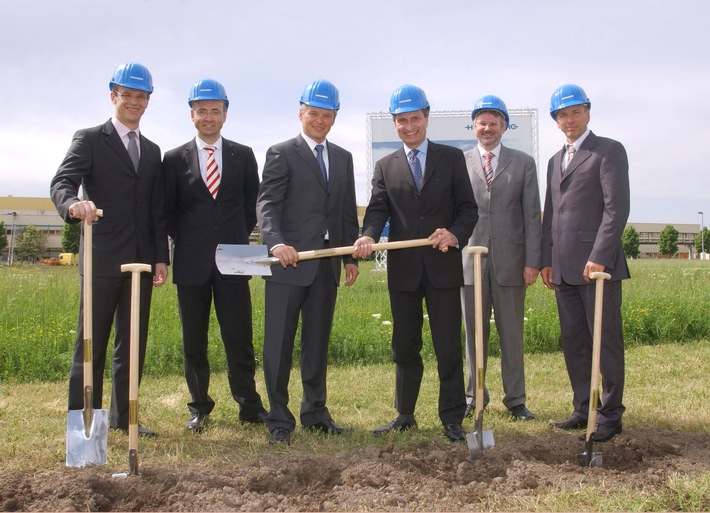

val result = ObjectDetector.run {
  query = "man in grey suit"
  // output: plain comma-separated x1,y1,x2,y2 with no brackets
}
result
163,79,267,432
353,85,478,442
256,79,360,446
542,84,630,443
461,95,541,422
50,62,169,437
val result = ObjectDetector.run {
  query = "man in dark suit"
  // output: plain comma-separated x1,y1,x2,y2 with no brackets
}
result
256,79,360,445
353,85,478,442
541,84,630,443
461,95,541,422
50,62,169,437
163,79,267,432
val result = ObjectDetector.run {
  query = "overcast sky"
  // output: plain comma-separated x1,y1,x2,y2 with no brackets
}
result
1,0,708,225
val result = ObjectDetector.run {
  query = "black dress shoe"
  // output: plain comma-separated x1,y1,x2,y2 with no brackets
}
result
580,422,622,442
269,427,291,445
110,424,158,438
443,423,466,442
304,418,350,435
137,425,157,438
373,414,417,436
509,404,536,421
239,410,268,425
186,412,209,432
549,414,587,430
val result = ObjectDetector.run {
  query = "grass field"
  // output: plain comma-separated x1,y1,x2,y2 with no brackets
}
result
0,259,708,382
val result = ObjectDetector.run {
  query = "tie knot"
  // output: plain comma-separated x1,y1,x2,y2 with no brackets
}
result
567,144,576,155
484,152,493,162
408,149,419,160
205,146,215,155
128,131,136,140
315,144,324,153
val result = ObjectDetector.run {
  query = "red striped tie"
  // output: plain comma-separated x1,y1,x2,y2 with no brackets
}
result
484,152,494,190
204,146,220,198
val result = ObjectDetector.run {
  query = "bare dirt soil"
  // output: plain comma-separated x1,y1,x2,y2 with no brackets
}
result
1,429,709,512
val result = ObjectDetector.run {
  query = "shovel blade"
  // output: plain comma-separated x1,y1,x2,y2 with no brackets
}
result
66,409,109,467
576,450,603,467
466,429,494,460
215,244,272,276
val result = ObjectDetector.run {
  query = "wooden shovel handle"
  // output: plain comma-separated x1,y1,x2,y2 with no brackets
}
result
464,246,489,420
82,209,103,404
584,271,611,442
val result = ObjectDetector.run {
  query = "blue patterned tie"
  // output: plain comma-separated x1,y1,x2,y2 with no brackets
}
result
315,144,328,186
127,131,140,171
408,149,422,192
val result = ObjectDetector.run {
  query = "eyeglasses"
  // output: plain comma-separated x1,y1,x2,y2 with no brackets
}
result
475,121,501,129
193,108,225,118
113,91,150,102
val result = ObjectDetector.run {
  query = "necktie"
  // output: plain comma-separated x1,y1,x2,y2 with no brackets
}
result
564,144,576,173
204,146,220,199
315,144,328,185
408,149,423,192
127,131,140,171
483,152,494,190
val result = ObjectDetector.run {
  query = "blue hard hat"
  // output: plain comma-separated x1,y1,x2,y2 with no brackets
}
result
300,79,340,110
471,95,510,126
550,84,591,120
109,62,154,93
389,84,429,115
189,78,229,109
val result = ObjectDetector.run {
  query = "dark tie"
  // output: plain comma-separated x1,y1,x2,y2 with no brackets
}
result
483,152,494,190
408,149,423,192
564,144,576,174
204,146,221,198
315,144,328,186
127,131,140,171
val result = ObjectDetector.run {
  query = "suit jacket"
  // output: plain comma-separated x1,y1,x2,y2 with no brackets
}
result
50,119,169,277
541,131,630,285
256,134,359,287
362,140,478,291
163,138,260,286
462,145,541,286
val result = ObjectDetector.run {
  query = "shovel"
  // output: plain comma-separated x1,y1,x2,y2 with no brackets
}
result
120,263,152,476
463,246,494,461
66,209,108,467
576,271,611,467
216,237,446,276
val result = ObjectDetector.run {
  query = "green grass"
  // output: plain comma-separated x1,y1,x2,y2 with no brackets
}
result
0,342,708,511
0,259,709,381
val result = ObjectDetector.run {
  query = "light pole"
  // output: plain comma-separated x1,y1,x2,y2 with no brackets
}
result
699,211,705,261
6,211,17,266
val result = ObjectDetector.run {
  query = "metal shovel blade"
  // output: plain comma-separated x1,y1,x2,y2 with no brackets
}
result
576,438,603,467
466,429,495,460
215,244,272,276
66,408,108,467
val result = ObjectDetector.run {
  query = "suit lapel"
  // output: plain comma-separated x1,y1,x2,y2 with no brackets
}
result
563,132,595,180
422,141,440,191
102,121,135,174
185,141,213,197
496,147,513,181
295,135,328,191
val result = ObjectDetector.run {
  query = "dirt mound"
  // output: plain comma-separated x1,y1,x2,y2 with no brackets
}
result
2,429,708,511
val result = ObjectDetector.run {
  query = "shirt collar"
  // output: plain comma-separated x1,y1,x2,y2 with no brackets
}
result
111,117,140,139
478,143,501,158
403,138,428,156
301,132,326,152
195,136,222,151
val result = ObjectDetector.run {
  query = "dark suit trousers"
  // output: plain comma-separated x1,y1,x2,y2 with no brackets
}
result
262,258,337,432
389,271,466,425
68,274,153,429
177,271,264,417
555,279,625,425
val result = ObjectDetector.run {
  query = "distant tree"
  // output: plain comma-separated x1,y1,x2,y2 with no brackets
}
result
622,225,640,259
695,227,710,256
0,221,7,254
61,222,81,254
658,225,679,257
15,225,46,263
